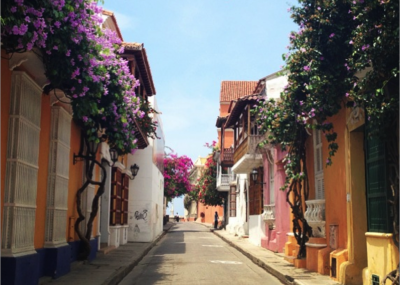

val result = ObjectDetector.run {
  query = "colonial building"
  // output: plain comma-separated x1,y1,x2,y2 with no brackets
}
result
1,10,158,285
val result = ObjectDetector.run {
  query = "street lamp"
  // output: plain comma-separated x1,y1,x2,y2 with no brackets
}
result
251,168,265,185
130,164,140,180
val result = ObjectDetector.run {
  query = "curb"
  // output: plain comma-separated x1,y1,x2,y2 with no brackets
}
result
212,231,294,285
101,223,175,285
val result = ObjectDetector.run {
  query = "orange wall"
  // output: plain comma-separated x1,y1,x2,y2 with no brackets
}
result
323,108,347,249
68,121,85,241
220,103,230,116
34,94,51,248
1,53,12,230
305,109,348,249
197,201,224,224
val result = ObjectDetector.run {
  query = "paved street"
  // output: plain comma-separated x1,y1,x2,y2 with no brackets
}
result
119,222,283,285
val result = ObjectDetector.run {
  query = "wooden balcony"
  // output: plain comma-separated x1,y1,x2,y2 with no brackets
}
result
220,148,234,166
233,135,264,165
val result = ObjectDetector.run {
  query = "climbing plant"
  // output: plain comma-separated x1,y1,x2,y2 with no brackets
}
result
253,0,398,263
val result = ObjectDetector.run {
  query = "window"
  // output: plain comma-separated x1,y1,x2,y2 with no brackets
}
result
269,162,275,204
313,129,325,199
110,167,129,226
110,167,122,225
229,185,237,217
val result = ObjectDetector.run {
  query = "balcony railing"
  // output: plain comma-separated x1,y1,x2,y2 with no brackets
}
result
220,148,234,166
217,173,235,191
233,135,264,165
304,199,326,238
262,204,276,229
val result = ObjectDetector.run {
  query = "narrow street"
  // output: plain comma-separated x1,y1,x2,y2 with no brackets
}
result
119,222,283,285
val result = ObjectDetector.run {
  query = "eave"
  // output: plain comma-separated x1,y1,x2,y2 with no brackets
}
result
121,43,156,96
133,119,149,149
225,94,263,128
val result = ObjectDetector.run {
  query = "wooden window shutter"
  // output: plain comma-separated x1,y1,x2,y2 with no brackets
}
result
121,174,129,225
365,135,391,233
249,168,263,215
230,185,237,217
110,167,122,225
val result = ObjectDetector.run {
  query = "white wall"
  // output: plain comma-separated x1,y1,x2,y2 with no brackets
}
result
127,146,164,242
248,215,265,246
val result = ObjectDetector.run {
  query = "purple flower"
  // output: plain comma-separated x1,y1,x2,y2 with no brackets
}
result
65,50,71,56
12,25,19,35
10,6,17,12
82,116,88,122
361,44,370,51
303,66,311,72
320,56,324,61
329,33,335,38
345,93,349,97
349,40,354,44
53,45,58,50
54,21,61,28
317,7,321,10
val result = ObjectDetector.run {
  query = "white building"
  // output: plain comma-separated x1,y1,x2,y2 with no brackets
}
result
127,96,165,242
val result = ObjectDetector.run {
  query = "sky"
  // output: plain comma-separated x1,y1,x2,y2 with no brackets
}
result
102,0,298,216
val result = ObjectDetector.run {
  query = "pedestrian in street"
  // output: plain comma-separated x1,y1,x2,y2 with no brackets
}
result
176,212,180,223
214,211,219,229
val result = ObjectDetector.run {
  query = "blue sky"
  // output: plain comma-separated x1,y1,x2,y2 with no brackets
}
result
102,1,298,215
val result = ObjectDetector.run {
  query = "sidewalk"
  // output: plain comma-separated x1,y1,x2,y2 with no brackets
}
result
202,223,340,285
42,221,340,285
41,222,175,285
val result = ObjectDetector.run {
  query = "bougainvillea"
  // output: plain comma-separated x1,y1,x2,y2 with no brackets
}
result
1,0,157,154
163,152,193,199
196,141,225,206
253,0,398,260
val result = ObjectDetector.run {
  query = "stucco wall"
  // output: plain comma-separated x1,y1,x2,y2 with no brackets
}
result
127,144,164,242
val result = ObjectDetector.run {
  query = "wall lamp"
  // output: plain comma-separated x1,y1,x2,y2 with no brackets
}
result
251,168,266,185
110,148,139,180
130,164,140,180
109,148,118,165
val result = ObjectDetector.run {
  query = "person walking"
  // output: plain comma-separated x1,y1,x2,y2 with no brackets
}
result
214,211,219,229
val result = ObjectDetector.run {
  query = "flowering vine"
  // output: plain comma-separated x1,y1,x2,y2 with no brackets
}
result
163,151,193,199
196,141,225,206
253,0,398,260
1,0,157,154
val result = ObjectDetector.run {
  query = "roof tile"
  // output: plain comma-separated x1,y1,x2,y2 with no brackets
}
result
220,81,258,102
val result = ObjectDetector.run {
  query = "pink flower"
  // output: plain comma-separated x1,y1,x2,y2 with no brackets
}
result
82,116,88,122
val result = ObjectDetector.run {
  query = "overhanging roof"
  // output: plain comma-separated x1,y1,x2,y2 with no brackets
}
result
215,116,228,128
121,42,156,96
225,94,264,128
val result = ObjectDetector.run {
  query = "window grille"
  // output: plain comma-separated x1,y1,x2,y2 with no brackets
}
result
2,71,42,255
313,129,325,199
45,106,71,245
269,162,275,204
